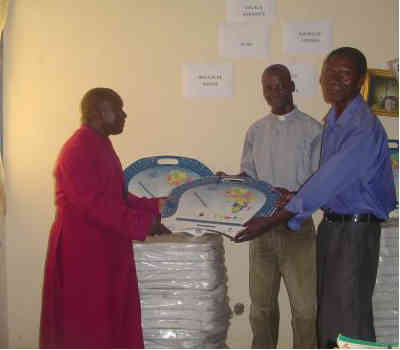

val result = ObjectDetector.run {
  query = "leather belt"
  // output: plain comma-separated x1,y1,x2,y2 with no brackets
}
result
323,211,382,223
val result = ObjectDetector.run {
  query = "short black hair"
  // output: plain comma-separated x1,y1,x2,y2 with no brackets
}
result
262,64,292,82
326,47,367,76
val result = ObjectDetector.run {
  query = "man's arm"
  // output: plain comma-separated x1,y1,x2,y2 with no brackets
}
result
126,194,172,235
234,118,380,241
239,126,258,179
126,193,160,214
59,143,156,241
286,126,380,230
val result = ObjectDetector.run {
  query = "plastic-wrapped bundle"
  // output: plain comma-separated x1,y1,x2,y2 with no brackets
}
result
133,233,231,349
143,328,228,349
372,218,399,344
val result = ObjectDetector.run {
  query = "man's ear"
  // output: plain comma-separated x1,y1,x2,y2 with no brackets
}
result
357,73,366,90
94,102,106,122
290,80,295,93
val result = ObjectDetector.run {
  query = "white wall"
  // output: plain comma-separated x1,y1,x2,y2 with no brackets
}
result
2,0,398,348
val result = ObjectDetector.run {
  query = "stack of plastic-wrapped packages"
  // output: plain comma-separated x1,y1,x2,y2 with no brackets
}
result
133,233,231,349
372,217,399,344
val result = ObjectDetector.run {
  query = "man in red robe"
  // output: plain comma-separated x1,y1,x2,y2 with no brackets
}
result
40,87,168,348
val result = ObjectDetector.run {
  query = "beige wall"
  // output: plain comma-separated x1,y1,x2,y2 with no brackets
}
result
2,0,398,348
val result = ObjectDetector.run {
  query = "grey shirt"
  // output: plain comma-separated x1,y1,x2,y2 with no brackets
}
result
240,107,322,192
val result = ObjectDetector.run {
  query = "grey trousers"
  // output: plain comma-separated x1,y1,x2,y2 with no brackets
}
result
317,221,381,348
249,218,317,349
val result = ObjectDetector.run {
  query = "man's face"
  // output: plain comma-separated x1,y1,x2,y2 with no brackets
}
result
262,71,294,115
320,54,365,107
99,99,126,136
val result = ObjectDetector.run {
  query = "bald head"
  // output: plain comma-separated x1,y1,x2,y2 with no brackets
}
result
80,87,126,136
81,87,123,124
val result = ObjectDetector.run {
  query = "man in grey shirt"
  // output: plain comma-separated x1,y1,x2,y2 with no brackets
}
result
223,64,322,348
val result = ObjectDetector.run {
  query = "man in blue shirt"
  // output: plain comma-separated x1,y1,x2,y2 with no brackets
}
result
234,47,396,347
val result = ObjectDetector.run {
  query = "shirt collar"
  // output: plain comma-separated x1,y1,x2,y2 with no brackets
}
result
326,94,363,129
271,106,298,122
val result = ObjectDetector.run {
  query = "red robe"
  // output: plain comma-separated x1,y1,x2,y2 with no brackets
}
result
40,126,158,348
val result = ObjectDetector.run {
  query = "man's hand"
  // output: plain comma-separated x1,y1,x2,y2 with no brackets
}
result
233,216,281,243
149,217,172,236
273,187,295,209
157,197,169,213
233,209,295,243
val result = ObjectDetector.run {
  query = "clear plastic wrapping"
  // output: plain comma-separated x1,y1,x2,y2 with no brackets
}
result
134,239,223,262
143,328,228,349
372,218,399,344
139,285,227,310
133,233,231,349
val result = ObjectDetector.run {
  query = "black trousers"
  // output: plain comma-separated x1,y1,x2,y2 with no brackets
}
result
317,220,381,348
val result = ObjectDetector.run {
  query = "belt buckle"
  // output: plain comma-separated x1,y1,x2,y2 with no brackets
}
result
324,213,334,223
352,214,360,223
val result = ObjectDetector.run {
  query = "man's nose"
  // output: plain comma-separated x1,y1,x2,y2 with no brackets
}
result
271,86,284,95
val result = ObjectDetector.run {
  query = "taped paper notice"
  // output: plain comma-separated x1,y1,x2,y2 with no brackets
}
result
226,0,276,23
283,20,333,56
182,63,233,98
219,22,269,59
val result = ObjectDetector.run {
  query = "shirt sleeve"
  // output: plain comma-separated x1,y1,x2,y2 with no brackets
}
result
240,127,257,179
286,126,379,230
310,133,322,174
126,193,160,215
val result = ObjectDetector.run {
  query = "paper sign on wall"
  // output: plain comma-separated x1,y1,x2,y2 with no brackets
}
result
283,20,333,56
286,63,318,97
219,22,270,59
226,0,276,23
182,63,233,98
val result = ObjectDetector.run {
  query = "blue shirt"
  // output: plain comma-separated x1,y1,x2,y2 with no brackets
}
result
286,94,396,231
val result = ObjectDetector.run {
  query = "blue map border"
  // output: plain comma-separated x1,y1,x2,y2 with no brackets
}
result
124,155,214,195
